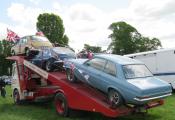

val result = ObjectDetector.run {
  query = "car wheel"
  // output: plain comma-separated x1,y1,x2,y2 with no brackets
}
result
11,50,15,56
66,68,77,82
13,89,21,105
108,89,123,108
46,59,54,72
54,93,69,117
25,48,30,57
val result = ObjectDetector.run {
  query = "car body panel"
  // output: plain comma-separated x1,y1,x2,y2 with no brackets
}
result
64,54,172,105
31,41,53,49
31,47,76,70
11,35,53,55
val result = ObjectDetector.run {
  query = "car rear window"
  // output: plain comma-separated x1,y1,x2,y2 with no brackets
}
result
123,64,153,79
31,36,49,42
52,47,76,58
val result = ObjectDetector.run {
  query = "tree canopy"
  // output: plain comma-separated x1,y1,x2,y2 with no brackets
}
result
84,44,102,53
36,13,69,45
108,21,162,55
0,40,13,75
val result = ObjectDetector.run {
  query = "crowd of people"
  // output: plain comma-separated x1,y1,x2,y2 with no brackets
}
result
77,50,93,59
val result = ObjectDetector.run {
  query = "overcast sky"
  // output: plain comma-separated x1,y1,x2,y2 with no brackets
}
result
1,0,175,51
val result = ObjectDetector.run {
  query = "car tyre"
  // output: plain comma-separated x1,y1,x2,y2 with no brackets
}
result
54,93,69,117
46,59,54,72
13,89,21,105
66,68,77,82
108,89,123,108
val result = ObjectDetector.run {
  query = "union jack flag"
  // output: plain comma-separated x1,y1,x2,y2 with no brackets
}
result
6,28,20,42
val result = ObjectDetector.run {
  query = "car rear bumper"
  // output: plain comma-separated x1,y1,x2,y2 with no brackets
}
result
134,93,172,102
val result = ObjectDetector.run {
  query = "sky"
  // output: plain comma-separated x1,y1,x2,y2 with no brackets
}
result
1,0,175,51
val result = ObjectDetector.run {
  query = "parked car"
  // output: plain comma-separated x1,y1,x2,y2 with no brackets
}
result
31,47,76,72
4,78,12,85
11,35,53,56
64,54,172,108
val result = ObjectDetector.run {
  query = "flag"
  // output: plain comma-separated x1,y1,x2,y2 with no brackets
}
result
6,28,20,42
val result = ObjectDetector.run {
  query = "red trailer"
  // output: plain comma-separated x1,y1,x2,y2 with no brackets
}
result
7,56,164,118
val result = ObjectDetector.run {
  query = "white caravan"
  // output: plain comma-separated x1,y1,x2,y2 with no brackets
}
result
125,48,175,89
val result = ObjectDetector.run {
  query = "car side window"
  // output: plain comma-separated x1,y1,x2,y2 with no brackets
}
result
22,38,27,44
42,49,51,57
86,58,106,71
104,61,117,77
19,38,27,44
18,39,22,44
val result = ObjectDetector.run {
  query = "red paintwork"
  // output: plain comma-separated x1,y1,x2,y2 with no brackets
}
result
48,72,132,117
55,98,65,114
7,56,164,118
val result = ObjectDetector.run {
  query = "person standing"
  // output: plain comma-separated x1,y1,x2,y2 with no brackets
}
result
0,77,6,98
87,50,93,59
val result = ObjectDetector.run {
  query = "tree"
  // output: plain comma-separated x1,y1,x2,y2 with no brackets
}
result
108,21,162,55
84,44,102,53
36,13,69,45
138,37,162,52
0,40,13,76
62,35,69,45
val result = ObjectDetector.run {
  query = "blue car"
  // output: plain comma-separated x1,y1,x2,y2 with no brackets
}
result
64,54,172,108
31,47,76,71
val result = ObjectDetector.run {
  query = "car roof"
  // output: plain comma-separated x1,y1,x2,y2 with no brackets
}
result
95,54,143,65
21,35,46,39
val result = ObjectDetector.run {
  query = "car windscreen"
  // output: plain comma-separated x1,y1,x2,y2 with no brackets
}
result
52,47,76,58
31,36,49,42
42,49,51,57
123,64,153,79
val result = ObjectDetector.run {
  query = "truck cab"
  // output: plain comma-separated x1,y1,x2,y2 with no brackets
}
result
11,61,58,104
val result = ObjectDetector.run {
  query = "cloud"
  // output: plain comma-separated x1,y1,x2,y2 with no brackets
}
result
108,0,175,48
130,0,175,19
4,0,175,51
7,3,42,27
52,2,62,12
7,3,48,37
62,3,111,50
66,4,105,32
0,22,9,39
29,0,41,5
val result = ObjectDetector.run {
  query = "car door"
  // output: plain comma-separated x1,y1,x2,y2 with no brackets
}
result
83,57,107,90
102,61,118,91
13,41,20,54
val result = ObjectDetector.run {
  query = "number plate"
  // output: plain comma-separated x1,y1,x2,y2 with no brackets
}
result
148,99,160,107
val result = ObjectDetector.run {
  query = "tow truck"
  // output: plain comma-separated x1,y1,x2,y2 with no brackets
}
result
7,56,164,118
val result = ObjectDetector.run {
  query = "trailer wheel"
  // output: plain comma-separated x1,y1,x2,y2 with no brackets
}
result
13,89,21,105
108,89,123,108
66,69,77,82
54,93,69,117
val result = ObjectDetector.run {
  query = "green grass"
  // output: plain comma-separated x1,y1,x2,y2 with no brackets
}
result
0,86,175,120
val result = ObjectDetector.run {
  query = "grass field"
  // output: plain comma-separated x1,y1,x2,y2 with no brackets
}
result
0,86,175,120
